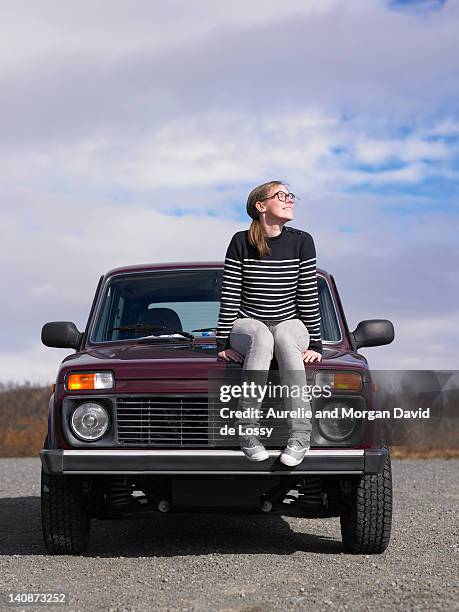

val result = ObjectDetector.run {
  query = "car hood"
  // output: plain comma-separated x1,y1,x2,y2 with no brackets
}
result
57,341,367,382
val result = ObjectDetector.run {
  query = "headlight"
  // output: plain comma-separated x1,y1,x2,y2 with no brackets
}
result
317,400,357,441
71,402,109,441
66,371,114,390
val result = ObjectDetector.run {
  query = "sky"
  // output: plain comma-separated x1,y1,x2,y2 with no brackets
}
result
0,0,458,385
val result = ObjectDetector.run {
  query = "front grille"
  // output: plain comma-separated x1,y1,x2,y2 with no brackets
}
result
116,396,209,447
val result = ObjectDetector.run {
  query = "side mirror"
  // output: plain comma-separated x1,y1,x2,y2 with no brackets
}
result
41,321,82,350
350,319,394,350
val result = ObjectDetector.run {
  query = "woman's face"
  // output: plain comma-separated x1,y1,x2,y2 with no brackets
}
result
256,183,295,222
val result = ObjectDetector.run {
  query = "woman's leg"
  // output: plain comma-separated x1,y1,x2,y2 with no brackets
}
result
229,318,274,435
271,319,312,443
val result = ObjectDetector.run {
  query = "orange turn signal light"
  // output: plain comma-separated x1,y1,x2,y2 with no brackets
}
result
333,372,362,390
67,373,96,390
66,372,114,390
315,370,363,391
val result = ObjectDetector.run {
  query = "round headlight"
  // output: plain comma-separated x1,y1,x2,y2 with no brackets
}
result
317,401,357,441
71,402,109,441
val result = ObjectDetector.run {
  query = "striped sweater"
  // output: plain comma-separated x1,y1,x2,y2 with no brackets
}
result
216,225,323,354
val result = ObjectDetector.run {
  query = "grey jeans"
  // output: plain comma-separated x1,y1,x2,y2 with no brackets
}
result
228,317,313,442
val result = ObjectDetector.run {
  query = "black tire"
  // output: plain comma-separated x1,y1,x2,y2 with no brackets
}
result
339,452,393,554
41,468,91,555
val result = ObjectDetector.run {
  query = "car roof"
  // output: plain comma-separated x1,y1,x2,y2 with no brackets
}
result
104,261,328,277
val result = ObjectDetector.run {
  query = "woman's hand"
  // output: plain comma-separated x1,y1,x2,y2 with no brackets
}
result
301,349,322,363
217,348,245,363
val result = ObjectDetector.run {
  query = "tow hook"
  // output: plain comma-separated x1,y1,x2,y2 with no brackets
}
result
260,499,273,513
157,499,171,513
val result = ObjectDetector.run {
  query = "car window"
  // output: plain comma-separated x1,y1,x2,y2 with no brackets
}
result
318,276,342,342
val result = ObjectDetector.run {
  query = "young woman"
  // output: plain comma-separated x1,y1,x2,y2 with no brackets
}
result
215,180,322,466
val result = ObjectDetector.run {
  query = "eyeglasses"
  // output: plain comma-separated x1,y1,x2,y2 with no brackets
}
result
259,191,297,203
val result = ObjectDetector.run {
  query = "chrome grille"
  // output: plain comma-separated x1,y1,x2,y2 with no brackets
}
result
116,396,209,446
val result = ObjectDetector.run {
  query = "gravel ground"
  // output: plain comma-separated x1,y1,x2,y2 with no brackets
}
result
0,458,457,612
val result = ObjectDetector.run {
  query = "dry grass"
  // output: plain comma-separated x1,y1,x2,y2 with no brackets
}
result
0,381,51,457
1,416,48,457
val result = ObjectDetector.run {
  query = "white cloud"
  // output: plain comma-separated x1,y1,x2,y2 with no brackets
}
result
0,0,458,382
0,0,338,70
361,312,459,370
0,110,456,201
353,136,450,165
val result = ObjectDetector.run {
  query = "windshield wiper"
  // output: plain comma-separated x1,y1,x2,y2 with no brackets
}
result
108,324,194,340
191,327,217,332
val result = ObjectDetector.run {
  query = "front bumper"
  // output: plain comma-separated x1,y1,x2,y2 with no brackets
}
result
40,447,387,475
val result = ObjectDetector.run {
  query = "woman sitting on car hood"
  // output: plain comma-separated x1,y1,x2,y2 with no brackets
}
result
216,180,323,467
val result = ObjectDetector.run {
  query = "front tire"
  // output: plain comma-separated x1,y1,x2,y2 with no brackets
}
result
339,452,392,554
41,468,91,554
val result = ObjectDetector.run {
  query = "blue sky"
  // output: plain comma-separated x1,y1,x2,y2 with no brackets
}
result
0,0,458,383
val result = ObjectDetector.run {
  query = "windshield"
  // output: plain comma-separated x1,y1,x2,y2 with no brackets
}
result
90,269,223,343
89,269,341,344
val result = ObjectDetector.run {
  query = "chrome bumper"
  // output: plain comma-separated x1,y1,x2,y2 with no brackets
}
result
40,447,387,475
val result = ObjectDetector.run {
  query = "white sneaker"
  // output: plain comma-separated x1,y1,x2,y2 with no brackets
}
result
240,436,269,462
280,436,311,467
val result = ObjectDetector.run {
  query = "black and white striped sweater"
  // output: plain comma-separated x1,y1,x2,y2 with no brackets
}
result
216,225,323,354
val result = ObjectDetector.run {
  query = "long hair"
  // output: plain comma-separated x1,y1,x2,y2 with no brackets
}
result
246,180,285,258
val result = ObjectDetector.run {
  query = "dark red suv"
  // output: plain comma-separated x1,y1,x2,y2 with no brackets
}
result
40,262,394,555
